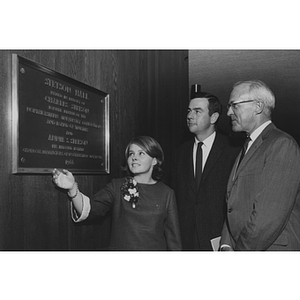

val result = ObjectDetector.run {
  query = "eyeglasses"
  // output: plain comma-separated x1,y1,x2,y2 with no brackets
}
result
227,100,255,111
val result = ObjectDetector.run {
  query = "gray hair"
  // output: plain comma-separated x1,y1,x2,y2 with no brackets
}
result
234,80,275,117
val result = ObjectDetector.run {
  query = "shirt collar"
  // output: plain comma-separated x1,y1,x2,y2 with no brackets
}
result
249,120,272,143
194,131,216,148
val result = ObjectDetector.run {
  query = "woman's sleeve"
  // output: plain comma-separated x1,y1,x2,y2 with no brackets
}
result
71,193,91,222
164,189,182,250
71,181,116,223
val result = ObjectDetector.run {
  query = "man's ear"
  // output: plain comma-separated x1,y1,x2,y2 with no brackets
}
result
211,112,220,125
255,101,265,114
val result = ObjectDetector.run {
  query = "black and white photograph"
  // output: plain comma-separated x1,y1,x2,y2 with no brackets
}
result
1,1,299,299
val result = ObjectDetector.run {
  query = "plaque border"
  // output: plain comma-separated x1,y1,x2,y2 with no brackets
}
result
12,54,110,174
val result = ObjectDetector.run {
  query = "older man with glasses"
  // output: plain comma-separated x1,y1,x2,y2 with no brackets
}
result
220,79,300,251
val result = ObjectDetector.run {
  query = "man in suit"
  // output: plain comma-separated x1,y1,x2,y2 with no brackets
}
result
171,86,240,250
220,79,300,251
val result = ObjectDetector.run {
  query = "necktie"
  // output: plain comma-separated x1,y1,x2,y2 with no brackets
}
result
195,142,203,189
237,136,251,168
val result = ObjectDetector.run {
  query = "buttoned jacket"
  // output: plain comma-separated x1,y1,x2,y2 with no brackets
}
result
221,123,300,250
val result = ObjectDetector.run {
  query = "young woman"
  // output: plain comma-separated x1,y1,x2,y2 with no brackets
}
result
52,136,181,250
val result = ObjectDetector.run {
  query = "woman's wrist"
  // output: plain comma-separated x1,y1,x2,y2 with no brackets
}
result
68,182,79,199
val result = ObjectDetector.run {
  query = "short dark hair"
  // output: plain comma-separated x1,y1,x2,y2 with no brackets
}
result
123,136,164,181
192,91,222,116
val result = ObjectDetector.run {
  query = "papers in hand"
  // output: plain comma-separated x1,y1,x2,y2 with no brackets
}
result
210,236,221,251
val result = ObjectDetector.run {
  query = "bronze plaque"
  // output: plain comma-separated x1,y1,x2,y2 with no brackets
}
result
12,54,110,174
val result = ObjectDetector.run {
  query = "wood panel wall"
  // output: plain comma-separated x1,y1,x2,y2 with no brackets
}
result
0,50,189,250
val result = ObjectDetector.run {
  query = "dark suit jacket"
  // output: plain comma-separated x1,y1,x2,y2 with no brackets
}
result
221,123,300,250
170,131,240,250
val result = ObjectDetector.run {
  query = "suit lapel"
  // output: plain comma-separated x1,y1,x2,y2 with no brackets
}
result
201,133,223,183
230,123,276,184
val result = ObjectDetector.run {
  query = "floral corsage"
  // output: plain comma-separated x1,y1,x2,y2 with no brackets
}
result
121,177,139,208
